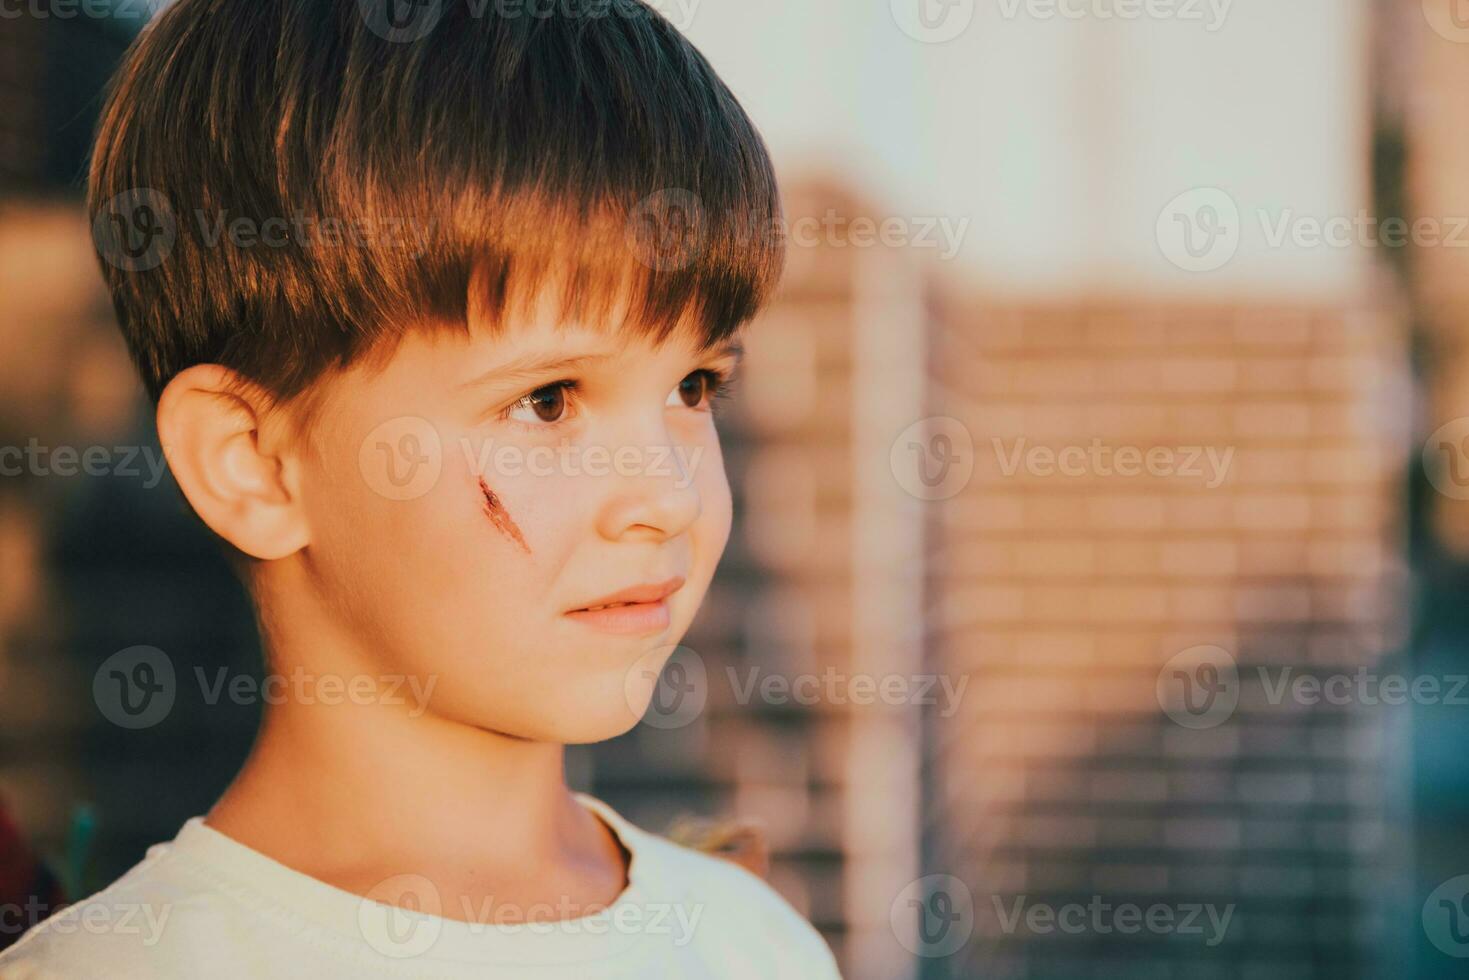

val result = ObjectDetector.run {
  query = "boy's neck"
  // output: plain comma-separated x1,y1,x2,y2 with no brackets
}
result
204,689,630,922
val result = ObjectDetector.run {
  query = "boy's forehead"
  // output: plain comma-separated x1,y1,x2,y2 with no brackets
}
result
468,311,698,357
445,263,747,389
465,292,731,359
449,309,740,394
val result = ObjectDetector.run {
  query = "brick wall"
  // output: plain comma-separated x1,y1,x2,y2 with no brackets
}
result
928,299,1410,978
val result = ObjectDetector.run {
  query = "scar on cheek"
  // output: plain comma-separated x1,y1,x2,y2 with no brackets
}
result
478,477,531,554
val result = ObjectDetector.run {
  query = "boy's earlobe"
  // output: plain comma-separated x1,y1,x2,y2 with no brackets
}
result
156,365,309,561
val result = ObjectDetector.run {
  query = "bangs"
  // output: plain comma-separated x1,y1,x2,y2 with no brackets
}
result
420,178,784,356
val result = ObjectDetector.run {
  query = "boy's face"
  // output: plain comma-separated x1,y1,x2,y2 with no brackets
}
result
290,300,739,743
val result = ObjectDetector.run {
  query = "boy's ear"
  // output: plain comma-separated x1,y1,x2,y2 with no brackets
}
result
156,365,310,561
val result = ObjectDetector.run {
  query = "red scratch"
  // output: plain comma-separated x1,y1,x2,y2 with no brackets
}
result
479,477,531,554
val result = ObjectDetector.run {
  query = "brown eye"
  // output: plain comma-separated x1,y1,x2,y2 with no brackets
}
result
667,369,732,412
675,371,708,409
528,384,566,421
505,381,574,426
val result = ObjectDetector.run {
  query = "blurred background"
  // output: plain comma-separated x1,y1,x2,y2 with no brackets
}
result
4,1,1469,977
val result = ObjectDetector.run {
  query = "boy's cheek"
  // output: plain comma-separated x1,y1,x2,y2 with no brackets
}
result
693,444,734,548
346,411,459,508
474,467,607,564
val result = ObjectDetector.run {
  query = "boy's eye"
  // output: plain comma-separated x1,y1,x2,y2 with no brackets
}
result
505,381,575,425
668,369,732,411
501,369,732,428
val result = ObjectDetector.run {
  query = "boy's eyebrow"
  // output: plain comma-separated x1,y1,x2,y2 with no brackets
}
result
455,352,612,391
456,338,744,391
706,338,745,366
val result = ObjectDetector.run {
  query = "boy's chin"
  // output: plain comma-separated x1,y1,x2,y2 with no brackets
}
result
490,698,651,745
549,703,650,745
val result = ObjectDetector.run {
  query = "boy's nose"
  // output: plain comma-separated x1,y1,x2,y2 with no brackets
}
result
593,439,703,543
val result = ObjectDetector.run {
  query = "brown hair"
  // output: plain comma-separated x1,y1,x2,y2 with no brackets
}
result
87,0,784,420
667,811,772,879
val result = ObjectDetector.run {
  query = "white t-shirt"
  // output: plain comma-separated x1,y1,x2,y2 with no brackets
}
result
0,794,841,979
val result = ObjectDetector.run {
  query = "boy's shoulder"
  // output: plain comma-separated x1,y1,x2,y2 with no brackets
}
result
589,800,840,976
583,794,802,913
625,815,794,911
0,839,202,980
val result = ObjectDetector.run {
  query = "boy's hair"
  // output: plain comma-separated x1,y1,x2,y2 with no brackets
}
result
88,0,783,419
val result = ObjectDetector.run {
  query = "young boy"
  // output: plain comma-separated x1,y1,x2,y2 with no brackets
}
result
0,1,841,976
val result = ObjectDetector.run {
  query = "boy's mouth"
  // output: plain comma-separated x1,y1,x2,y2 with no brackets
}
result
568,576,685,613
565,576,684,635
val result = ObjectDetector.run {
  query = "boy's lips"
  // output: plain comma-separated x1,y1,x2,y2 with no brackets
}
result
568,575,685,613
564,576,684,636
